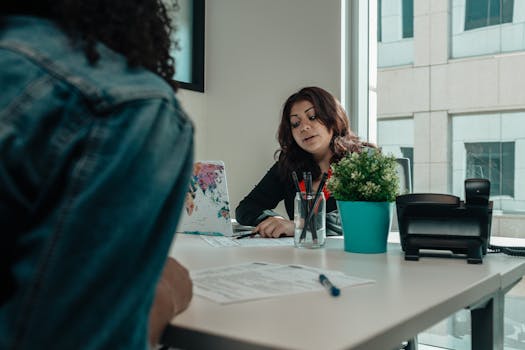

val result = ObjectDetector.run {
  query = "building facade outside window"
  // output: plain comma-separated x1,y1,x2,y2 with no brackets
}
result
371,0,525,345
376,0,525,238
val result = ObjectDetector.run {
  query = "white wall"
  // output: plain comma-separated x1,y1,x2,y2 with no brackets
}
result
176,0,341,217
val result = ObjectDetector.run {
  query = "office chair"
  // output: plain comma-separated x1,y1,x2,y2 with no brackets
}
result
395,157,412,195
391,157,413,233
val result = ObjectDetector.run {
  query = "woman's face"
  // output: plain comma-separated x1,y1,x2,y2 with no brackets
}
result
289,100,333,161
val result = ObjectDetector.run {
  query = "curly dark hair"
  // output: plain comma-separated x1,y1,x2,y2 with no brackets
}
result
1,0,179,91
276,86,375,181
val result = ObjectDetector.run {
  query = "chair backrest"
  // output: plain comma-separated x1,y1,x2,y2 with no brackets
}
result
395,157,412,194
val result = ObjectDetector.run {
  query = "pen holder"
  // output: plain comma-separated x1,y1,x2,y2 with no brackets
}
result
294,191,326,249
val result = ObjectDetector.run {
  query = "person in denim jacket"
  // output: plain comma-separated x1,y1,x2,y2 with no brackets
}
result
0,1,194,349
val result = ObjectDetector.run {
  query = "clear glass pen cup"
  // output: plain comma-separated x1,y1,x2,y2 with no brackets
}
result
294,191,326,248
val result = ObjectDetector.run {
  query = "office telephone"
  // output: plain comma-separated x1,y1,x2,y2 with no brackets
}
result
396,179,493,264
396,178,525,264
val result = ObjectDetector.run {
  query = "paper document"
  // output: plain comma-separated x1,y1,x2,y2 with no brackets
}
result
201,236,294,247
192,262,374,304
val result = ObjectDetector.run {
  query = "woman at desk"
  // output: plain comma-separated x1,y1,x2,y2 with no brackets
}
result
235,86,374,238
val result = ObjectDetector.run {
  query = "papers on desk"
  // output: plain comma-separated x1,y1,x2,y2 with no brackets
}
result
200,235,294,247
192,262,374,304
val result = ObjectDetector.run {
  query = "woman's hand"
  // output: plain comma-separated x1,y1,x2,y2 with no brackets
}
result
255,216,295,238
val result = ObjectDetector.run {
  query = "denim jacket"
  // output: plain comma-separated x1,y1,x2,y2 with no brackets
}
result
0,16,194,349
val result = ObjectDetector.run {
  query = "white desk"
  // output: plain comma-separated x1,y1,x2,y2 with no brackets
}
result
163,235,525,350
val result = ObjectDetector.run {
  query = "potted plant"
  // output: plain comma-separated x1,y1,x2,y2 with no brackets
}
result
327,147,399,253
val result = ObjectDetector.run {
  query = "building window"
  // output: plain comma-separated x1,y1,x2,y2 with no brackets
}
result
465,142,515,197
377,0,382,42
377,0,414,67
402,0,413,38
464,0,514,31
377,118,414,189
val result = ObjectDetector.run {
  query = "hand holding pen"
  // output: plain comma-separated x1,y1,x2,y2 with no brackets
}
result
244,216,295,238
236,229,290,239
235,231,259,239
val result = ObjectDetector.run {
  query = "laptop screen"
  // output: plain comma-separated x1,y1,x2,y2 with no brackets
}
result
177,161,234,236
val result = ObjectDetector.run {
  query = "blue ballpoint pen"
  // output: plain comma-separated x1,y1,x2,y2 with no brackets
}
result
319,274,340,297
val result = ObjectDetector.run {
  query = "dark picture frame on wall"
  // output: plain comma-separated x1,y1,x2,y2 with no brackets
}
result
173,0,205,92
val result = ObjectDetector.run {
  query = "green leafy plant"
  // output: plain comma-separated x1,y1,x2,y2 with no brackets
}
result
327,148,399,202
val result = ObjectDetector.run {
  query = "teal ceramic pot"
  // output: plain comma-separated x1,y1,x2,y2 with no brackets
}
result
337,201,394,253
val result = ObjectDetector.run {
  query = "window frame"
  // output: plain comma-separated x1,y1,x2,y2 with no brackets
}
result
173,0,205,93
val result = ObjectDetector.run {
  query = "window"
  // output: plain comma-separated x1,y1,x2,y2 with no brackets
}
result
452,113,524,214
170,0,205,92
377,118,414,186
365,1,525,348
464,0,514,31
465,142,515,197
402,0,413,38
451,0,524,58
377,119,414,154
376,0,414,67
377,0,382,42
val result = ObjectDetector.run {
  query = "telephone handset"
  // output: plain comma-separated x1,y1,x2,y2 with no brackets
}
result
464,177,490,205
463,180,525,257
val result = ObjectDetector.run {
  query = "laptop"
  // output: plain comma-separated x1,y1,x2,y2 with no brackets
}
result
177,161,252,236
